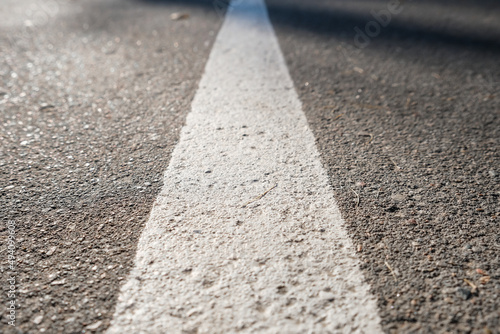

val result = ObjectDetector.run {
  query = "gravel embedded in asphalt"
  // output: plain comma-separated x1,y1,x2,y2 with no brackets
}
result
1,0,499,332
0,0,221,332
267,0,500,332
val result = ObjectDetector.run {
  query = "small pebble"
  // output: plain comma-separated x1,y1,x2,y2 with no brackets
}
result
33,315,43,324
46,246,57,256
457,288,472,300
86,320,103,330
391,193,406,202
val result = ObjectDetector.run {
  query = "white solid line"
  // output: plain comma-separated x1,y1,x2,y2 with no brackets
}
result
107,0,382,333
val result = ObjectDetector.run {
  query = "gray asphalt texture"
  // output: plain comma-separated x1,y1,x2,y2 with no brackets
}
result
0,0,221,332
267,0,500,332
1,0,499,333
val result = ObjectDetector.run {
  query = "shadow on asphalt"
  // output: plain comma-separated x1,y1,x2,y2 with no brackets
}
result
136,0,500,54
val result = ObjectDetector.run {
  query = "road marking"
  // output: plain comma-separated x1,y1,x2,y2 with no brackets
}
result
107,0,382,332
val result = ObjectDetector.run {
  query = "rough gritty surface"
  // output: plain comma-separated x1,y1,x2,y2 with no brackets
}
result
0,0,221,332
1,0,499,333
267,0,500,333
108,1,381,332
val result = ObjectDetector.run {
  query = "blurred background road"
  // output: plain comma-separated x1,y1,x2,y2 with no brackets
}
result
1,0,499,333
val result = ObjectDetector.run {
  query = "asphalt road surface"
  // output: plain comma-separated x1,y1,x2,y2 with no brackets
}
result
1,0,499,333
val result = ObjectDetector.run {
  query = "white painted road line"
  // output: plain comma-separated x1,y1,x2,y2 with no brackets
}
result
107,0,382,332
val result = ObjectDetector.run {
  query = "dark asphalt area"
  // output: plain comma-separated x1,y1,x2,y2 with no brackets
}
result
268,0,500,332
1,0,221,332
1,0,499,333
